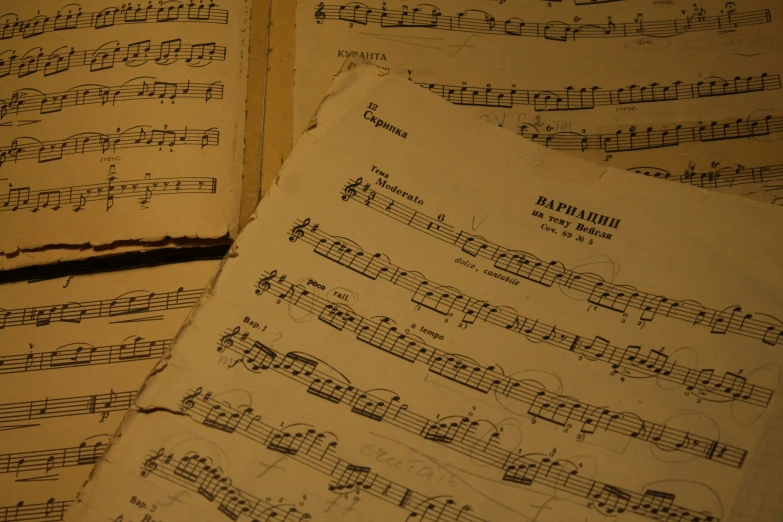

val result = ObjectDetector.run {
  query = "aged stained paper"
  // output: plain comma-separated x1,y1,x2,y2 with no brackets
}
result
295,0,783,205
259,0,297,197
70,63,782,522
0,0,252,260
240,0,274,228
0,259,219,520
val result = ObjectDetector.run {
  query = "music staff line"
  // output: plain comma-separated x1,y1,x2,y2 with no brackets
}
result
215,328,723,521
0,287,201,330
183,388,720,522
0,337,169,376
284,221,774,408
0,39,225,80
0,78,223,122
517,114,782,153
0,126,220,168
341,178,783,347
418,73,781,111
1,175,218,214
2,2,228,41
220,325,748,469
0,437,108,478
629,162,783,190
180,388,496,522
0,390,136,425
315,2,771,41
141,449,312,522
0,499,71,522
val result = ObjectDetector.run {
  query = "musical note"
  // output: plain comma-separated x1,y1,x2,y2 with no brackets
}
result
231,288,750,469
517,114,781,152
182,391,494,522
0,125,220,168
273,224,775,407
418,73,781,111
629,162,783,190
0,498,72,522
342,181,783,347
0,287,201,331
0,3,229,40
140,448,311,522
0,390,136,424
0,40,226,80
184,385,716,522
0,78,223,122
0,175,217,213
0,436,110,477
0,337,169,376
314,3,771,40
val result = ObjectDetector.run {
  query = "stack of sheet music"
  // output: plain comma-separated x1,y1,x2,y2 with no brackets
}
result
0,1,781,522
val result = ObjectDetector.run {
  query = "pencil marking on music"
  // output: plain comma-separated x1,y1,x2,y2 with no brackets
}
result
217,329,727,520
219,326,749,468
180,388,496,522
0,390,136,425
314,2,771,41
0,39,226,80
0,175,218,213
629,162,783,190
184,386,720,522
0,287,202,330
140,448,313,522
417,73,781,111
0,126,220,168
341,180,783,347
0,436,109,480
518,114,782,152
1,2,229,40
0,337,169,376
0,78,223,122
0,498,72,522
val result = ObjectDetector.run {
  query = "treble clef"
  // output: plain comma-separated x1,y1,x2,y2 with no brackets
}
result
315,2,326,21
342,177,363,201
140,447,165,478
219,326,241,352
289,218,311,243
181,386,203,410
255,270,277,295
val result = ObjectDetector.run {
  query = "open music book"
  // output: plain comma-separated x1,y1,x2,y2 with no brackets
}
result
0,0,265,270
66,61,783,522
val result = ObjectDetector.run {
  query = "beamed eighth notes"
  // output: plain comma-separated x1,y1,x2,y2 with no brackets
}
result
0,126,219,168
0,79,224,122
0,175,218,213
217,325,750,469
180,387,510,522
0,2,229,40
0,39,225,80
139,448,312,522
314,2,771,41
340,180,783,348
418,73,781,111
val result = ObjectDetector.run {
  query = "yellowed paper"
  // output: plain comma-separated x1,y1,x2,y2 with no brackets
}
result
0,0,252,260
294,0,783,205
0,259,219,520
259,0,297,197
70,63,783,522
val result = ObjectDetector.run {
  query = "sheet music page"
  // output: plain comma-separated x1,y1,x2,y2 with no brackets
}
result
294,0,783,205
0,0,251,260
69,63,783,522
0,259,219,521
